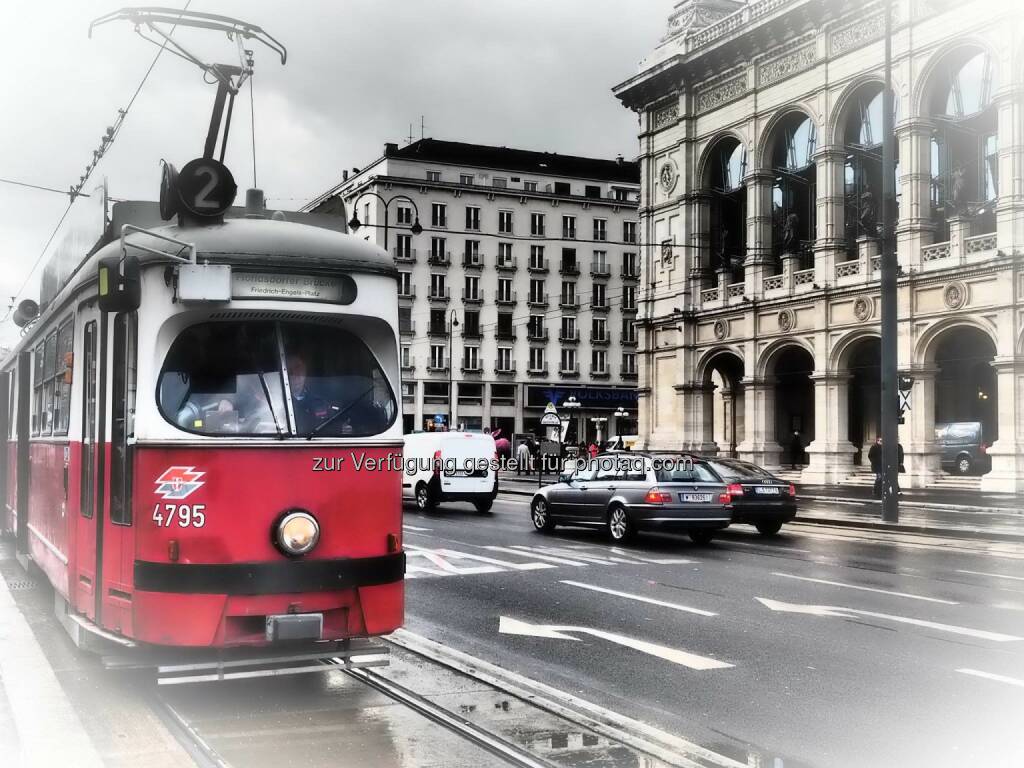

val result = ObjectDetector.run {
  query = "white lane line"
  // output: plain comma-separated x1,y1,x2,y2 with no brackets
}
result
956,668,1024,688
403,525,433,532
957,569,1024,582
608,547,696,565
484,546,588,566
435,549,556,571
560,580,716,617
772,572,959,605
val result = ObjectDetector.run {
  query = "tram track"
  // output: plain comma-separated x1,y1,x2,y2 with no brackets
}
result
150,691,232,768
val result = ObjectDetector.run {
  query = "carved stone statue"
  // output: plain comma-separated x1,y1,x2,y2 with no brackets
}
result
782,212,799,254
859,189,878,237
717,228,732,271
949,165,966,213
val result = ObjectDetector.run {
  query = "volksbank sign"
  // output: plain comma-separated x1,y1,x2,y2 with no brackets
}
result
526,385,638,410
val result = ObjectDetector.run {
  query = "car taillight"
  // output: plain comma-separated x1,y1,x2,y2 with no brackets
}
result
726,483,744,497
719,492,731,504
644,488,672,504
788,483,796,497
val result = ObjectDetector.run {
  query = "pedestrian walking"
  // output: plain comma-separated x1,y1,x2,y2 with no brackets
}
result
588,442,599,459
789,431,804,470
868,436,883,499
516,439,531,476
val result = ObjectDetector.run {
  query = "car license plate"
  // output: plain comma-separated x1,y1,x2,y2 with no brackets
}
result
754,486,781,495
681,493,712,503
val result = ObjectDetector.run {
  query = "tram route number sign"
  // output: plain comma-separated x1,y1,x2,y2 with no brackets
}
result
175,158,238,218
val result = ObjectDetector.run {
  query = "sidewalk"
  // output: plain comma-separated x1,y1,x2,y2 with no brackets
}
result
496,471,1024,543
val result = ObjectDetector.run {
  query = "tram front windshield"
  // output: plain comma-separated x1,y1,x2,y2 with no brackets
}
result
158,321,397,437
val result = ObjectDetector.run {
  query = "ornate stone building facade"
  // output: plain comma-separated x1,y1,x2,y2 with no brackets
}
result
614,0,1024,492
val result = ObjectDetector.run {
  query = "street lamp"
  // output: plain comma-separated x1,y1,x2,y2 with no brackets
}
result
561,395,581,446
448,309,459,430
347,192,423,251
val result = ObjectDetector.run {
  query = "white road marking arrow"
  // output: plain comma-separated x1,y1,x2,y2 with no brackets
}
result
756,597,1022,642
498,616,733,670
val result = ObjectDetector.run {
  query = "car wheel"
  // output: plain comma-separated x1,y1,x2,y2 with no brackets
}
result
415,482,436,513
754,520,783,536
688,529,715,545
475,499,494,514
956,455,972,476
607,506,635,543
531,497,555,532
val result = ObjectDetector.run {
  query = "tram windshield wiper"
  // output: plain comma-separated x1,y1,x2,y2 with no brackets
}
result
255,370,285,439
306,385,375,439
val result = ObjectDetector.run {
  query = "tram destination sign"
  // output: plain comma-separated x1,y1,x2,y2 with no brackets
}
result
231,272,356,303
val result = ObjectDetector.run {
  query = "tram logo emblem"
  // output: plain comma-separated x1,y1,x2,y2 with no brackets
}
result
155,466,206,500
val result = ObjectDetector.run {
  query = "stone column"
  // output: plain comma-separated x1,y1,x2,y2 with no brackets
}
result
675,382,716,454
720,388,735,457
414,379,425,431
635,388,651,450
895,118,936,270
688,192,713,307
994,84,1024,252
899,367,941,488
744,170,774,296
802,372,857,485
948,215,972,263
981,358,1024,494
482,381,492,431
736,376,780,468
812,145,847,288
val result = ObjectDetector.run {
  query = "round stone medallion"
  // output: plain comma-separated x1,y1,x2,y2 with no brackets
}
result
713,319,729,340
658,159,679,195
778,309,796,333
853,296,873,321
943,281,968,310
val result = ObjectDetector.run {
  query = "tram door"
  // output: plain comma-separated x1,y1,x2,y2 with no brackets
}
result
75,318,100,618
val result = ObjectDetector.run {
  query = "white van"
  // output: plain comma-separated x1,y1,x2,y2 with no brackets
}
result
403,431,499,513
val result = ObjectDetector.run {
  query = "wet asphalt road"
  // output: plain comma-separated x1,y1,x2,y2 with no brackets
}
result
401,493,1024,768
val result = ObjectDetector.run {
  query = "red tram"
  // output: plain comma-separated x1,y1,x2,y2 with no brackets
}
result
0,180,406,654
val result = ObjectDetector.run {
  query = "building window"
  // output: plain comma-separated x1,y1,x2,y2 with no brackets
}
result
622,352,637,374
530,212,545,237
497,347,513,371
593,282,606,308
431,202,447,228
430,273,447,298
593,218,607,241
560,281,576,306
460,173,474,186
493,176,507,189
554,181,571,195
561,248,577,273
622,252,637,278
498,242,513,266
529,245,545,270
399,306,413,334
593,250,608,275
463,345,480,370
464,310,482,336
562,215,576,239
465,206,480,231
529,347,546,372
560,348,577,372
592,318,607,342
430,236,447,262
396,233,412,259
397,206,412,225
429,308,447,335
561,316,577,340
497,311,514,337
498,210,513,234
585,185,601,199
621,318,636,343
398,271,412,296
528,315,545,338
614,188,629,202
430,345,446,369
427,170,441,182
591,350,607,374
464,239,481,265
497,278,513,302
623,221,637,244
401,346,412,367
622,285,636,310
524,180,538,192
464,275,480,301
529,278,545,303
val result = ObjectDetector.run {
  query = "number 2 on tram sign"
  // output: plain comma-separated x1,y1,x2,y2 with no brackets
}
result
176,158,237,217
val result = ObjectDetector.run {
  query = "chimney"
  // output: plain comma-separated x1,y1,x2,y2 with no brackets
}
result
385,142,398,155
342,169,349,181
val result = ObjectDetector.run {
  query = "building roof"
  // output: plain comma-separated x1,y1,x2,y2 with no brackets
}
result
385,138,640,185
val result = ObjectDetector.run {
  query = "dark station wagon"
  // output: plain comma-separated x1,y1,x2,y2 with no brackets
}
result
702,458,797,535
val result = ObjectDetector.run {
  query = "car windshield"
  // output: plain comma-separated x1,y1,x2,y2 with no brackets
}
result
158,320,397,437
705,459,774,480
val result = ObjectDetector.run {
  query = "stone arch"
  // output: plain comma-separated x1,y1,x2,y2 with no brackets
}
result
915,317,999,366
913,37,1000,119
828,76,887,146
696,131,749,188
757,337,816,379
754,104,820,170
829,328,882,372
695,345,745,384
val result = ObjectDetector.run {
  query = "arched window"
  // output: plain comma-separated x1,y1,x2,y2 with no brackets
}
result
841,85,899,258
769,113,817,268
705,138,748,279
928,49,998,237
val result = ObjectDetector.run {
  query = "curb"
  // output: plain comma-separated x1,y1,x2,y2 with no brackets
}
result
801,494,1021,516
496,487,1024,544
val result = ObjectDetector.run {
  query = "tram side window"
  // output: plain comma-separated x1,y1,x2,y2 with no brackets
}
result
31,344,44,435
53,320,74,436
31,334,58,437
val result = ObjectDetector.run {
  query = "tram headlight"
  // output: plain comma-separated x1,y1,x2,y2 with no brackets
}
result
275,511,320,556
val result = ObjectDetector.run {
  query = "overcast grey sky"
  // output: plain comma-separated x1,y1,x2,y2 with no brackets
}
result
0,0,672,347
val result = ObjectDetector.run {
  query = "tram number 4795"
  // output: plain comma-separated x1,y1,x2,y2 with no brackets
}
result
152,503,207,528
